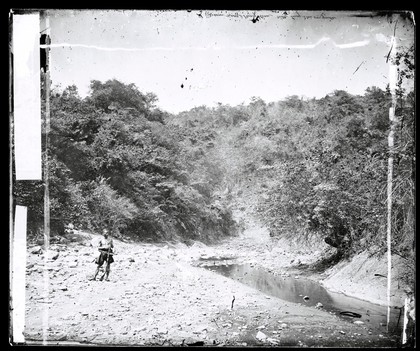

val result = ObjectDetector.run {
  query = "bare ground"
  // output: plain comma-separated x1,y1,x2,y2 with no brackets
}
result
23,226,402,347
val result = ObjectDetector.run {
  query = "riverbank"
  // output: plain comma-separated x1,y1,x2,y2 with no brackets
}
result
200,223,410,308
22,228,403,347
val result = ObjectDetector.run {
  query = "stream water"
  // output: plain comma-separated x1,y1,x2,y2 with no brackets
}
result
203,261,402,337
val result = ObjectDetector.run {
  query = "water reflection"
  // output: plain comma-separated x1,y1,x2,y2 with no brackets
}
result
206,263,402,336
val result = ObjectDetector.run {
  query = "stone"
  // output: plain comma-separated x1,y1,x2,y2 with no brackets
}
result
157,328,168,334
315,302,323,308
69,261,78,268
353,321,364,325
256,325,266,330
267,337,279,345
46,250,60,261
30,246,43,254
256,331,267,341
303,296,309,300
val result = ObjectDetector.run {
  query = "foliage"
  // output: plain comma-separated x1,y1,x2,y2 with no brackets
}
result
12,48,414,285
12,80,237,243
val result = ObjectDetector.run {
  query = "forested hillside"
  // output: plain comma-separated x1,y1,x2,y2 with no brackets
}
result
170,85,415,259
13,45,414,285
12,79,237,244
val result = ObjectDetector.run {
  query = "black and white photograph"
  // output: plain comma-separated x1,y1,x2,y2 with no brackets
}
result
9,9,415,347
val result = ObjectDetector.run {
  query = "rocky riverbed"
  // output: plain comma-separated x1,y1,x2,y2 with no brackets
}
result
23,228,402,347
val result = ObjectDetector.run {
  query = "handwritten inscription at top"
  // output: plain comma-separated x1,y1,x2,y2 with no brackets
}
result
202,11,336,20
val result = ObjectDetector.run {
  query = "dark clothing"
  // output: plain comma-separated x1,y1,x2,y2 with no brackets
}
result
96,249,114,266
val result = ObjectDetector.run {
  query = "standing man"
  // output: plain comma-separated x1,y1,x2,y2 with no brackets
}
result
91,229,115,281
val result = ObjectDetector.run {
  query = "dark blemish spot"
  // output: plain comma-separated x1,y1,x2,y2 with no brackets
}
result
185,77,187,80
190,68,193,71
181,84,184,88
251,15,260,23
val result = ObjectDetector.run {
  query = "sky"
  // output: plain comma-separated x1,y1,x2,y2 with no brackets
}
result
45,10,414,114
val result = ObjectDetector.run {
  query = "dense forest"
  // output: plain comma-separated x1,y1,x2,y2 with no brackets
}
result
12,45,414,282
